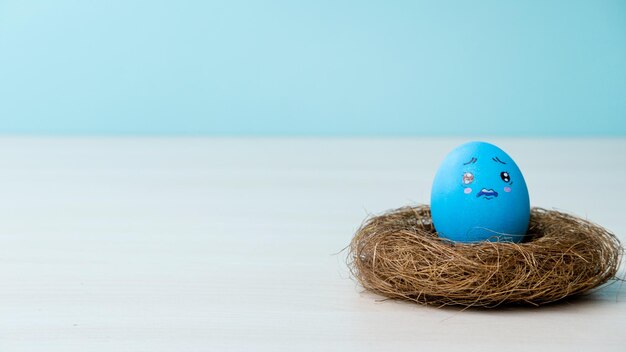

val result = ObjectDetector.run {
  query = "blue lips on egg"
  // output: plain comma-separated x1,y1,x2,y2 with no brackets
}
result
477,188,498,199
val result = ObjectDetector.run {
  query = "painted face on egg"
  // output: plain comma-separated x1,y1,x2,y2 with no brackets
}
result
430,141,530,243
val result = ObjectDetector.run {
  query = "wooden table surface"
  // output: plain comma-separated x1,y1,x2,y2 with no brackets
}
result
1,137,624,351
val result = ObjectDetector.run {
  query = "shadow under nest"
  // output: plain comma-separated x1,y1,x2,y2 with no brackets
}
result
348,205,623,308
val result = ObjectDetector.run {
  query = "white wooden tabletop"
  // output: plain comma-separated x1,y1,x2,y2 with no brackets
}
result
0,137,624,351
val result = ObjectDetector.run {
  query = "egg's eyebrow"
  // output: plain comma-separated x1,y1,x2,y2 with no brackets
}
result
492,156,507,164
463,157,477,165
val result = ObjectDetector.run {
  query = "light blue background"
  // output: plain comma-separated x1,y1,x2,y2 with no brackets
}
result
1,1,625,136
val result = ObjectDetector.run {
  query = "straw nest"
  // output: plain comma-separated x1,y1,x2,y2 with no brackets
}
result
348,205,622,308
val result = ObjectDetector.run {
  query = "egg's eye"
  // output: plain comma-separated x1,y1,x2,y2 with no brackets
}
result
500,171,510,183
462,172,474,184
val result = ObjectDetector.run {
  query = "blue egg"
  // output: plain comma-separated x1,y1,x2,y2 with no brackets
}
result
430,141,530,243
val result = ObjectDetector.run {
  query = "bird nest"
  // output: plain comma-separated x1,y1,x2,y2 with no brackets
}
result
348,205,622,308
